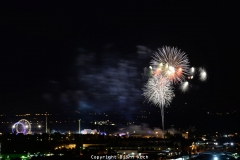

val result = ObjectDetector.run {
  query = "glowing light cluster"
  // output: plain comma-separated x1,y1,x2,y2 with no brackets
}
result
179,66,208,92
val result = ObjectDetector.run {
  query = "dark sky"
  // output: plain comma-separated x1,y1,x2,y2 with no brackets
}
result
1,2,239,129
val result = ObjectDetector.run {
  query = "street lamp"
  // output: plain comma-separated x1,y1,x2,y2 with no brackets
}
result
78,119,81,134
46,112,48,133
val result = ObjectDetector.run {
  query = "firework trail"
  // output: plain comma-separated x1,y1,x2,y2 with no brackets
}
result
142,74,174,131
150,46,190,84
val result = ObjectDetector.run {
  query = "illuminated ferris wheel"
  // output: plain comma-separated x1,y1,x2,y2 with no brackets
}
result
19,119,31,134
12,119,31,135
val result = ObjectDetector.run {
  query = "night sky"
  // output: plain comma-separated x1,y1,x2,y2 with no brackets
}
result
1,2,239,131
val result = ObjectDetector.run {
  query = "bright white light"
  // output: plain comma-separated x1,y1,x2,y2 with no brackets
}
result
231,143,233,146
214,156,218,160
166,70,171,75
165,63,169,69
180,81,189,92
25,125,28,128
169,66,175,73
190,67,195,74
199,68,207,81
149,66,152,70
12,125,15,128
38,125,41,128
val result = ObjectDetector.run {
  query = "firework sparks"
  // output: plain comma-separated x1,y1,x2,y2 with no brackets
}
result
199,68,207,81
180,81,189,92
142,75,174,107
142,74,174,131
190,67,195,75
150,46,190,84
142,46,208,132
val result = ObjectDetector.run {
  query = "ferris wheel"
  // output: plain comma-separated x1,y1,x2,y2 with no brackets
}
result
19,119,31,134
12,119,31,135
12,122,26,135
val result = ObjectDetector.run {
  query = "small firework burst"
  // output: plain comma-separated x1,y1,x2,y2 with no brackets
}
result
150,46,190,84
142,74,174,108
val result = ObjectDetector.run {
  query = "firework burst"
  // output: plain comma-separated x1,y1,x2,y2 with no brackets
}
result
142,75,174,107
142,74,174,131
142,46,207,132
150,46,190,84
